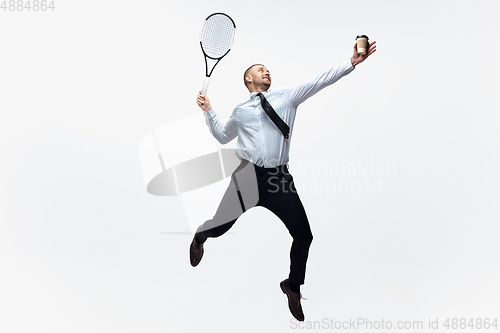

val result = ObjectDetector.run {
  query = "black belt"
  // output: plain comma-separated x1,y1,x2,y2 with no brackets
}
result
253,162,289,175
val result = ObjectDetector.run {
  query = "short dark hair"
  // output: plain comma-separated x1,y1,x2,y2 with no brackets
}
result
243,64,264,88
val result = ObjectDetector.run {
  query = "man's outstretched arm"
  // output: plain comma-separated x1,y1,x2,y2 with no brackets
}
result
196,91,238,144
287,40,377,106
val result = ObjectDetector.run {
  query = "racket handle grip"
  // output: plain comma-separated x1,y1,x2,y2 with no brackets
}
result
202,77,210,95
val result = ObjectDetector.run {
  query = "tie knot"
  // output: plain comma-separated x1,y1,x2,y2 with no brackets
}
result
256,92,266,105
257,93,268,111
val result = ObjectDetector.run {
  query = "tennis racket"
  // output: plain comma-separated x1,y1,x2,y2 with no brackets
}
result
200,12,236,95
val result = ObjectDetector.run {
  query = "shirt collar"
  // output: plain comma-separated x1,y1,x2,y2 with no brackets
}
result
250,89,271,98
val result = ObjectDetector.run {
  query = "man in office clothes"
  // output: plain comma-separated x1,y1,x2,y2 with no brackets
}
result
192,40,376,321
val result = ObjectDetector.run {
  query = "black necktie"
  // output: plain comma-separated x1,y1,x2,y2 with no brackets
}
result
257,92,290,139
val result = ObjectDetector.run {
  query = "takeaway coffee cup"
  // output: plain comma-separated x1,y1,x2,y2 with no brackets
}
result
356,35,369,55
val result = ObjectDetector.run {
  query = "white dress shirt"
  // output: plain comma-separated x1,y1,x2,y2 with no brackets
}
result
204,60,355,167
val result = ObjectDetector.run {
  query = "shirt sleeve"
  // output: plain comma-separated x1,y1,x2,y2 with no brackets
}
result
284,60,355,107
204,108,238,144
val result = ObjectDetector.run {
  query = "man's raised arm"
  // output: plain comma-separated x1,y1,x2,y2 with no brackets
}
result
196,91,238,144
286,40,377,107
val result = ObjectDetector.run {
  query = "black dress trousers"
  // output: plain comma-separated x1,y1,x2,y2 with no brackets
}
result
196,159,313,286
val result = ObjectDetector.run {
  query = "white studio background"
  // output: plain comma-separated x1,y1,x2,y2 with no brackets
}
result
1,0,499,332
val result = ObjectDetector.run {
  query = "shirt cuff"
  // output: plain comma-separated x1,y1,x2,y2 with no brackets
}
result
204,108,215,119
345,59,355,74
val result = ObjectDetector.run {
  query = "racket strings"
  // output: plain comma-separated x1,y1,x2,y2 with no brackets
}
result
200,14,236,59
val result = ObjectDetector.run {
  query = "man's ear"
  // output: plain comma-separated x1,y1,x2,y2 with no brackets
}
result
245,75,252,84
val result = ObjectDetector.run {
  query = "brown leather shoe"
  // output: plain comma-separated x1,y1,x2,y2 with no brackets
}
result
280,279,305,321
190,226,204,267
